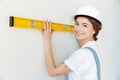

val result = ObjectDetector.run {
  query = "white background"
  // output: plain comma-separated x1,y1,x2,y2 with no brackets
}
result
0,0,120,80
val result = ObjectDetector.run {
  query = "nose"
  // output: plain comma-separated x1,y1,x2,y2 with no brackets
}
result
73,25,81,31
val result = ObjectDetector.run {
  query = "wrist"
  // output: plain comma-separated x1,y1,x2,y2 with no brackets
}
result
44,40,51,45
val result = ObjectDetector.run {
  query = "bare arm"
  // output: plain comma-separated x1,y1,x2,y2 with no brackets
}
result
40,20,71,76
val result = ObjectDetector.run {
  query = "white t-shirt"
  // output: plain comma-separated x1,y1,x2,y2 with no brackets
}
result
64,41,100,80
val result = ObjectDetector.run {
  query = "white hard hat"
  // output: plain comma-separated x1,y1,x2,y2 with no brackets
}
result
74,5,102,24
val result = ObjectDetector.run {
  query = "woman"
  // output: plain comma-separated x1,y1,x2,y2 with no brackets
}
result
40,6,102,80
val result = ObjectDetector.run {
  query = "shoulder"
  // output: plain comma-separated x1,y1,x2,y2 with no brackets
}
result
70,48,93,60
74,48,92,55
82,41,99,54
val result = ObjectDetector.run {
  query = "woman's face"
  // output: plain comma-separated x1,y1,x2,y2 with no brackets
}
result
73,17,95,41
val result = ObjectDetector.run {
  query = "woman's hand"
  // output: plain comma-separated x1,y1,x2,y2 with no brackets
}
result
40,20,52,42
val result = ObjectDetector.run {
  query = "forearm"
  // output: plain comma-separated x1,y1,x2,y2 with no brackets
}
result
41,20,71,77
44,40,56,75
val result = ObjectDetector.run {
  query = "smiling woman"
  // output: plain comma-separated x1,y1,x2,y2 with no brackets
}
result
41,5,102,80
74,16,101,41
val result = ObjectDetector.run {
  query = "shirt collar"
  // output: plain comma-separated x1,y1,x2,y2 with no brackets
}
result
81,41,96,48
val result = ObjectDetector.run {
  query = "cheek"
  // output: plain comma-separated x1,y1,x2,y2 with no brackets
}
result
85,29,94,36
87,27,95,34
84,29,90,33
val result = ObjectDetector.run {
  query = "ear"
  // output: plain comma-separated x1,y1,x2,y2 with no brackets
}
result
93,32,95,34
92,28,96,34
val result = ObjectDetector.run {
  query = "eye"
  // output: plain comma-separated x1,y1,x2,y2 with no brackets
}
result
75,22,79,26
83,24,88,27
82,23,88,27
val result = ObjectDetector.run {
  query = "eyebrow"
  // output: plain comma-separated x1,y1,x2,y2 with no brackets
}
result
75,21,89,26
82,23,89,26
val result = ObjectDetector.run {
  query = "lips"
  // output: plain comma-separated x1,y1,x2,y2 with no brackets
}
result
75,31,84,37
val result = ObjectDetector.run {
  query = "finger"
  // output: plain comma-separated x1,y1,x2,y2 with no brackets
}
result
46,20,49,32
44,21,45,31
49,20,52,32
44,20,47,31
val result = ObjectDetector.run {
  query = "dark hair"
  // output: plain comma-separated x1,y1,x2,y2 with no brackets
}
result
74,15,102,41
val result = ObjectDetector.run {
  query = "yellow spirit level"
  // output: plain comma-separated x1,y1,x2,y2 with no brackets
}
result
9,16,74,32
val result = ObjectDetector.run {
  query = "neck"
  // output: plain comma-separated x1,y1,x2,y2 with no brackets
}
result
78,38,95,47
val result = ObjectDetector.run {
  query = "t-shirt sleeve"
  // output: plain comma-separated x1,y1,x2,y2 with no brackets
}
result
64,49,93,76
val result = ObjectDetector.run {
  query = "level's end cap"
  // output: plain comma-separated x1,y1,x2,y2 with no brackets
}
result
9,16,14,27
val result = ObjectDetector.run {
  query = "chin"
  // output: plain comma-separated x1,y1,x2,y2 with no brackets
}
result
76,37,83,40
